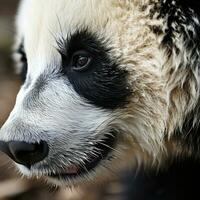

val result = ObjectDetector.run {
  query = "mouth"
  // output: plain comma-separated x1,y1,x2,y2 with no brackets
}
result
49,133,116,180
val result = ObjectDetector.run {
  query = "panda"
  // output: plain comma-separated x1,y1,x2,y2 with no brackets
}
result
0,0,200,196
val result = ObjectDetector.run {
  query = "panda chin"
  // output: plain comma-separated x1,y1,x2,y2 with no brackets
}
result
47,133,116,182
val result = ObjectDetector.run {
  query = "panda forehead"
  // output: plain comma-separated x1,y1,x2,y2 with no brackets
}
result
16,0,156,59
17,0,118,41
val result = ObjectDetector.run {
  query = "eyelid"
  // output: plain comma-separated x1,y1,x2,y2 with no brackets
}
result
72,50,91,57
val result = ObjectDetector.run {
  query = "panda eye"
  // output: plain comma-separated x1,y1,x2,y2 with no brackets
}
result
71,51,92,72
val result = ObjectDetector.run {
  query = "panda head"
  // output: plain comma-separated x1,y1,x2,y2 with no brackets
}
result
0,0,199,186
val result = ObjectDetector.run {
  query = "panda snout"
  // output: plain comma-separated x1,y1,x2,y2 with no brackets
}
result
0,140,49,168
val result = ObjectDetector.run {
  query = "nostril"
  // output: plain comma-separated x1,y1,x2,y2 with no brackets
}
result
0,140,49,167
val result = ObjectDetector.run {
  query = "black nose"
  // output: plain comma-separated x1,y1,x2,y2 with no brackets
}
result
0,140,49,168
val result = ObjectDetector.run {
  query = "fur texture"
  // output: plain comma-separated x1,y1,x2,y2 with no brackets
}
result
0,0,200,186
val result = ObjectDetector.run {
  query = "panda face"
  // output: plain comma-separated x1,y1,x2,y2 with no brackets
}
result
0,0,168,186
0,0,199,186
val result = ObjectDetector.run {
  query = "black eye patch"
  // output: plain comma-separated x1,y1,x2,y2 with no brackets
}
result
17,42,28,83
58,29,131,109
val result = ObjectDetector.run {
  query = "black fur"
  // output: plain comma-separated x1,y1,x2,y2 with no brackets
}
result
137,2,200,199
121,159,200,200
17,42,28,82
155,0,200,70
154,0,200,153
59,29,131,109
182,0,200,15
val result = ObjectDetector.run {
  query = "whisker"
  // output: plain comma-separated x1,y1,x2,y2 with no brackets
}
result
97,142,121,155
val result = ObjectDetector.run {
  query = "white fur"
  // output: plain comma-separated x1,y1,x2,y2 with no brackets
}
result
1,0,199,186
